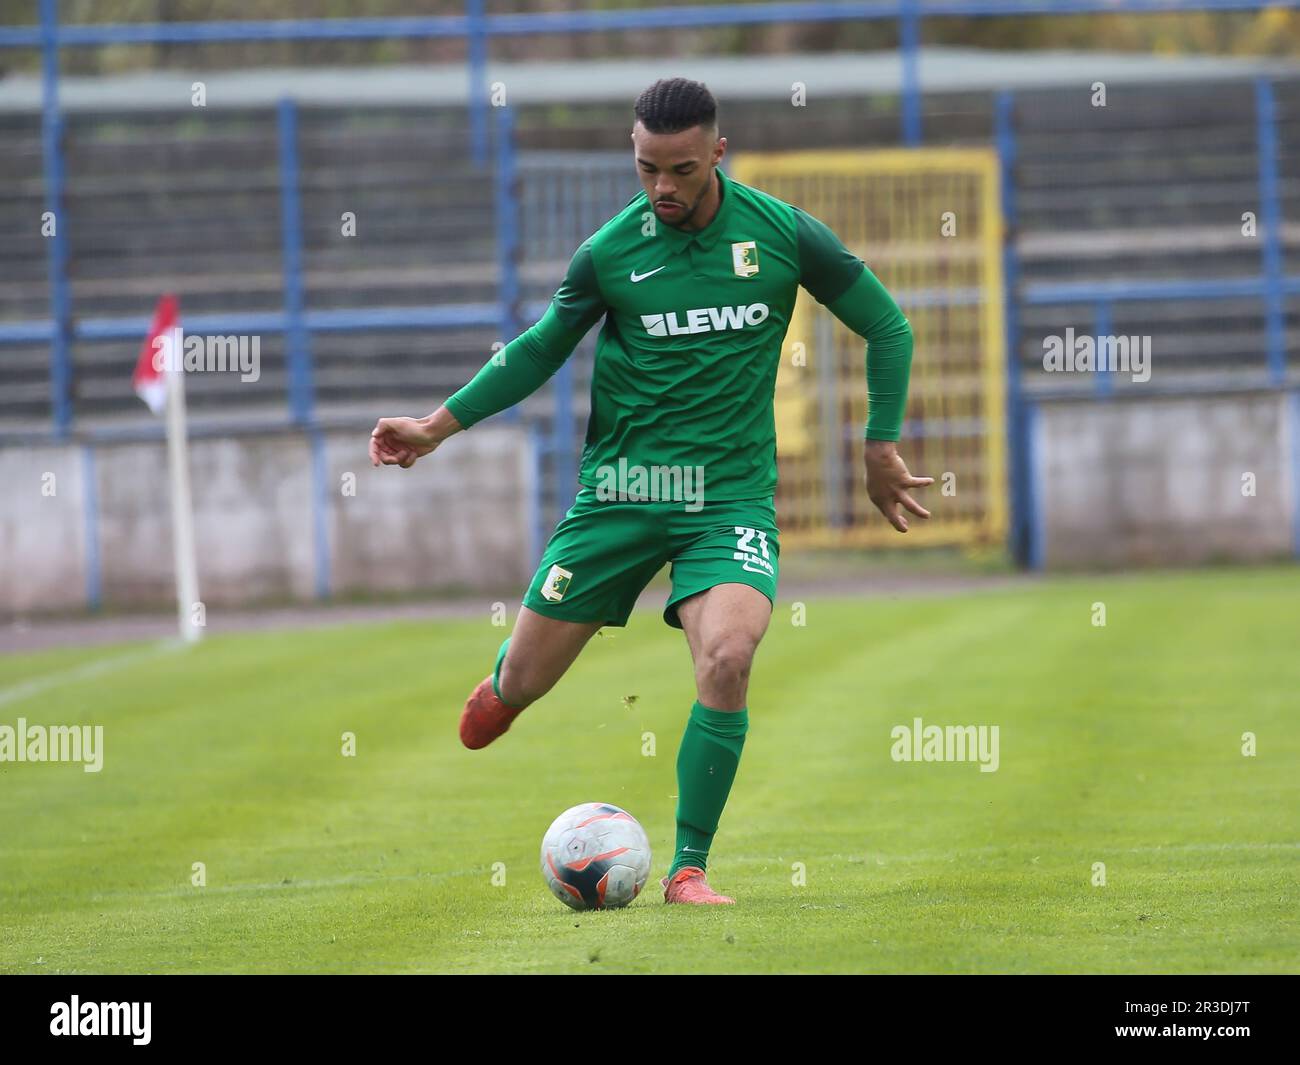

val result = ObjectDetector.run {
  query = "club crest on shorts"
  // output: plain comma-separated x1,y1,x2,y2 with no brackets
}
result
732,240,759,277
541,564,573,602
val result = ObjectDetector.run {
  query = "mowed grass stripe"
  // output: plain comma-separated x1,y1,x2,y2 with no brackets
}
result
0,568,1295,973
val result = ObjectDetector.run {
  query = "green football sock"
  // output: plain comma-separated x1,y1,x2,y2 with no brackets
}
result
491,637,513,703
668,701,748,879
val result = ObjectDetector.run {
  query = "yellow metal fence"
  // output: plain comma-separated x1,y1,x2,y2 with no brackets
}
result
732,149,1008,548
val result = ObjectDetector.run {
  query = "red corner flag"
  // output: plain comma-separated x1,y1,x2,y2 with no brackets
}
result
132,293,179,414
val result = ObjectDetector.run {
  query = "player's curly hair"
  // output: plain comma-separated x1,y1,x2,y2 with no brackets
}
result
633,78,718,135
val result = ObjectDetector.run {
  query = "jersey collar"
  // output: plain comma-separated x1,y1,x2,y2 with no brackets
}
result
655,166,734,255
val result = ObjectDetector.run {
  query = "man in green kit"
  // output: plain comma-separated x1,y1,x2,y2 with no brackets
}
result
369,78,931,905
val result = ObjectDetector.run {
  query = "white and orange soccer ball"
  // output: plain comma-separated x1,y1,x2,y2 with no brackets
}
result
539,802,652,910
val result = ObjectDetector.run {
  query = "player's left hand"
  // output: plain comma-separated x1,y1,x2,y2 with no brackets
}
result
863,439,932,533
369,415,440,469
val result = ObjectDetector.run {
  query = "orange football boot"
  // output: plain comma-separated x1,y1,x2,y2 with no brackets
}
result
459,676,526,750
661,866,735,904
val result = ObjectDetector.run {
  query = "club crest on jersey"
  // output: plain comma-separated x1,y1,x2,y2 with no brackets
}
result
541,564,573,602
732,241,759,277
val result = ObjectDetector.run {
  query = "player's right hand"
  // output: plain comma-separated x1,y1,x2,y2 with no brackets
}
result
369,416,440,469
863,439,933,533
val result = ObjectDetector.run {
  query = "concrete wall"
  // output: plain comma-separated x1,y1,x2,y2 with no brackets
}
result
0,425,534,615
0,446,89,614
4,394,1297,615
322,428,535,597
1035,390,1297,568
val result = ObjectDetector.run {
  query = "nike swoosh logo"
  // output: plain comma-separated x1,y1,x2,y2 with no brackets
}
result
630,266,666,283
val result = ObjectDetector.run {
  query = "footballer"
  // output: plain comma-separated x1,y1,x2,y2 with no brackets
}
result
370,78,930,905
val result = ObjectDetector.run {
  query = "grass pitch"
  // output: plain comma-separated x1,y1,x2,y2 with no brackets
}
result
1,567,1296,974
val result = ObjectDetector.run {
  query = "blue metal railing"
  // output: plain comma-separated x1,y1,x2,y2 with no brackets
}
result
4,1,1295,439
0,1,1297,576
37,0,72,437
277,97,315,426
493,106,523,372
997,72,1294,567
4,2,1294,199
1256,77,1287,386
993,90,1031,569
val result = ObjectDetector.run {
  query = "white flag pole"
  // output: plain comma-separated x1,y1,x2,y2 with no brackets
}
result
164,337,201,644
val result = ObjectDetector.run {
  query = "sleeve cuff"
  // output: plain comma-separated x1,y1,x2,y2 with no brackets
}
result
443,394,476,430
864,426,901,441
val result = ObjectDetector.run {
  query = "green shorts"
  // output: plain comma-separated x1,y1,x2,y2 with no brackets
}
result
523,488,780,629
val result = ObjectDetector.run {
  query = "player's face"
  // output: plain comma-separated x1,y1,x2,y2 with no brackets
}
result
631,121,726,229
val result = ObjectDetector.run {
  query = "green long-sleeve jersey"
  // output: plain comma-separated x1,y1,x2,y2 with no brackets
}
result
445,165,913,501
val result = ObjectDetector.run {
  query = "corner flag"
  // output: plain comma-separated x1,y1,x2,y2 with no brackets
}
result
132,293,178,414
134,294,202,644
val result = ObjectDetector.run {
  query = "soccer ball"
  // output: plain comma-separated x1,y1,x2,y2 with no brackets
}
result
540,802,652,910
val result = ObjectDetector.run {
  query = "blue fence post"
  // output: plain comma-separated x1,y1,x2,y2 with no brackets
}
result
494,103,522,429
492,106,553,546
900,0,922,146
494,106,521,350
81,443,102,611
277,97,315,426
1025,401,1045,570
995,90,1036,568
527,421,545,568
309,429,332,600
1093,300,1114,397
1255,77,1285,387
1291,391,1300,559
40,0,73,439
551,363,576,516
468,0,489,168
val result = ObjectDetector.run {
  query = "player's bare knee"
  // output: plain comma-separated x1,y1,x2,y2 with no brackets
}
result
697,641,754,691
